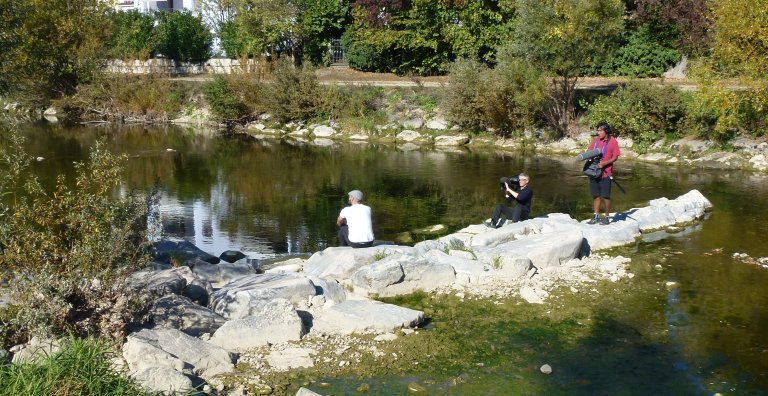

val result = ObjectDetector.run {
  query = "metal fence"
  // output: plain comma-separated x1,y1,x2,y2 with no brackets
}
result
329,39,347,66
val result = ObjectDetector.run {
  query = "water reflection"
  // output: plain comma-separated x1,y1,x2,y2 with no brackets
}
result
9,123,768,393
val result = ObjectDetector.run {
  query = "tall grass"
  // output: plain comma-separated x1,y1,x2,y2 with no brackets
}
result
0,337,146,396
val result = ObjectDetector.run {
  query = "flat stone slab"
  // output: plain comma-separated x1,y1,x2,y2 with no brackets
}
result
311,300,425,335
208,273,317,320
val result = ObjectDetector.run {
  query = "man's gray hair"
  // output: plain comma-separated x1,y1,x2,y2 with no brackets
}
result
519,173,530,181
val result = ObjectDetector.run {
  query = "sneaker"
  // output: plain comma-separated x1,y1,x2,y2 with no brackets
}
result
485,221,498,229
587,214,600,225
600,216,610,225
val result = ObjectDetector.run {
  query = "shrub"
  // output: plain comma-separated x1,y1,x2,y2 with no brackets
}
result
58,74,189,121
603,23,681,78
582,81,686,152
263,61,324,122
681,83,768,141
0,337,146,395
444,57,545,135
203,75,254,121
0,129,153,340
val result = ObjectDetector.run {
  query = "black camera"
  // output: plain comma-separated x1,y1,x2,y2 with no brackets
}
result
499,176,520,192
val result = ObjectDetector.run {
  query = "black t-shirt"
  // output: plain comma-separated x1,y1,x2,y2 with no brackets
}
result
508,187,533,212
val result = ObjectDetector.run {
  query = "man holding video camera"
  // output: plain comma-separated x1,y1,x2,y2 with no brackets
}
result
487,173,533,228
586,122,621,225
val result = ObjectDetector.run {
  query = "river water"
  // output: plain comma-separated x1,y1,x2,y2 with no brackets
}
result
11,123,768,394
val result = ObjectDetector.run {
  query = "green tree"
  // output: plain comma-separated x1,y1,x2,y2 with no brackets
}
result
107,10,156,60
0,0,112,108
688,0,768,139
293,0,350,65
154,10,213,62
508,0,624,137
220,0,294,58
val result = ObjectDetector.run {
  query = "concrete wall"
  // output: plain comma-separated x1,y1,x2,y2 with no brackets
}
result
104,58,271,75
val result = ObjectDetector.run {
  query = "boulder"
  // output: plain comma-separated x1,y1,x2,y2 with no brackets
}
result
150,294,227,337
192,261,259,288
219,250,247,263
352,254,455,297
128,268,187,299
208,273,317,319
312,125,337,137
123,328,234,377
434,134,469,146
153,240,220,265
210,299,305,352
131,367,196,396
396,130,422,143
303,246,416,279
10,337,62,364
311,300,424,335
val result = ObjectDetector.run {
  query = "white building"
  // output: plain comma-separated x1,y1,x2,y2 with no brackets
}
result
114,0,197,13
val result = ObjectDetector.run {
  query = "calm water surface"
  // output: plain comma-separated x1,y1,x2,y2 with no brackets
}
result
14,123,768,395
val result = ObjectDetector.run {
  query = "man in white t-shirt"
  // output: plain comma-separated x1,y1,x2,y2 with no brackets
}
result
337,189,374,248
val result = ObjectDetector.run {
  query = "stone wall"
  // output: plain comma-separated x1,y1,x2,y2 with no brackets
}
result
104,58,270,75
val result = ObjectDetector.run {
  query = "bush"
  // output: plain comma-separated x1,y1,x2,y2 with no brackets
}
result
444,57,545,135
599,23,682,78
203,74,255,121
582,81,686,152
0,337,146,396
58,74,189,121
681,83,768,141
0,129,153,340
153,10,212,63
264,61,325,122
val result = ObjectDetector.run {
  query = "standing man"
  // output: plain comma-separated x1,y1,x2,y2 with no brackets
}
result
587,122,621,225
488,173,533,228
337,190,374,248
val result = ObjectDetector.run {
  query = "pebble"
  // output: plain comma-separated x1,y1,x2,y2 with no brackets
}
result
540,364,553,374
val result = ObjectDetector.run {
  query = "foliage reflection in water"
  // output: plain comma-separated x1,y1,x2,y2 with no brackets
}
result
11,123,768,394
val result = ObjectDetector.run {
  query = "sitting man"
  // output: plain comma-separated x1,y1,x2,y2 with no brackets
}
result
337,189,374,248
488,173,533,228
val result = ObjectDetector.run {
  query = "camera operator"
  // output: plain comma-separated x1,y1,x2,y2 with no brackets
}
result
487,173,533,228
587,122,621,225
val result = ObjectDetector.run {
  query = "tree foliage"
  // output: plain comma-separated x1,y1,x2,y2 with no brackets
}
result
0,128,153,339
687,0,768,139
508,0,625,136
636,0,710,55
219,0,294,58
343,0,512,75
0,0,112,108
293,0,350,65
154,10,213,62
107,10,156,61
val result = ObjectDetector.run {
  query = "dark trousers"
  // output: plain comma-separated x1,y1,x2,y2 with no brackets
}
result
338,225,373,248
491,204,528,226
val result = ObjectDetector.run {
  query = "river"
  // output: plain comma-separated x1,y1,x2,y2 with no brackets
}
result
11,123,768,395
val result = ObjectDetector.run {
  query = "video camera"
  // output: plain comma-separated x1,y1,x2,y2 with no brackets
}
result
576,148,602,179
499,176,520,192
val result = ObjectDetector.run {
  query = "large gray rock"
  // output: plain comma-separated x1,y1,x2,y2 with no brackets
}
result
422,249,487,285
434,134,469,146
165,266,213,305
10,337,61,364
123,328,234,377
303,246,415,279
131,367,196,396
311,300,424,335
150,294,227,337
191,261,258,288
352,254,455,297
153,240,220,265
305,275,347,305
485,229,584,270
210,299,305,352
128,268,187,298
208,273,317,319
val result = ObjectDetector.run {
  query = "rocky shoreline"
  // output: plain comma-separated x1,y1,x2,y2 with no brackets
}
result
4,189,716,395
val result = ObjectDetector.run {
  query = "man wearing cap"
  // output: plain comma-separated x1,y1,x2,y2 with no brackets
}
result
337,190,374,248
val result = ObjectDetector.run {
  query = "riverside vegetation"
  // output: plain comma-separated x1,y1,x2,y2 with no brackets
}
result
1,0,767,393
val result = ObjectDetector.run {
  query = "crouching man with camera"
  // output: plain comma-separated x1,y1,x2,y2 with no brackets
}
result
487,173,533,228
